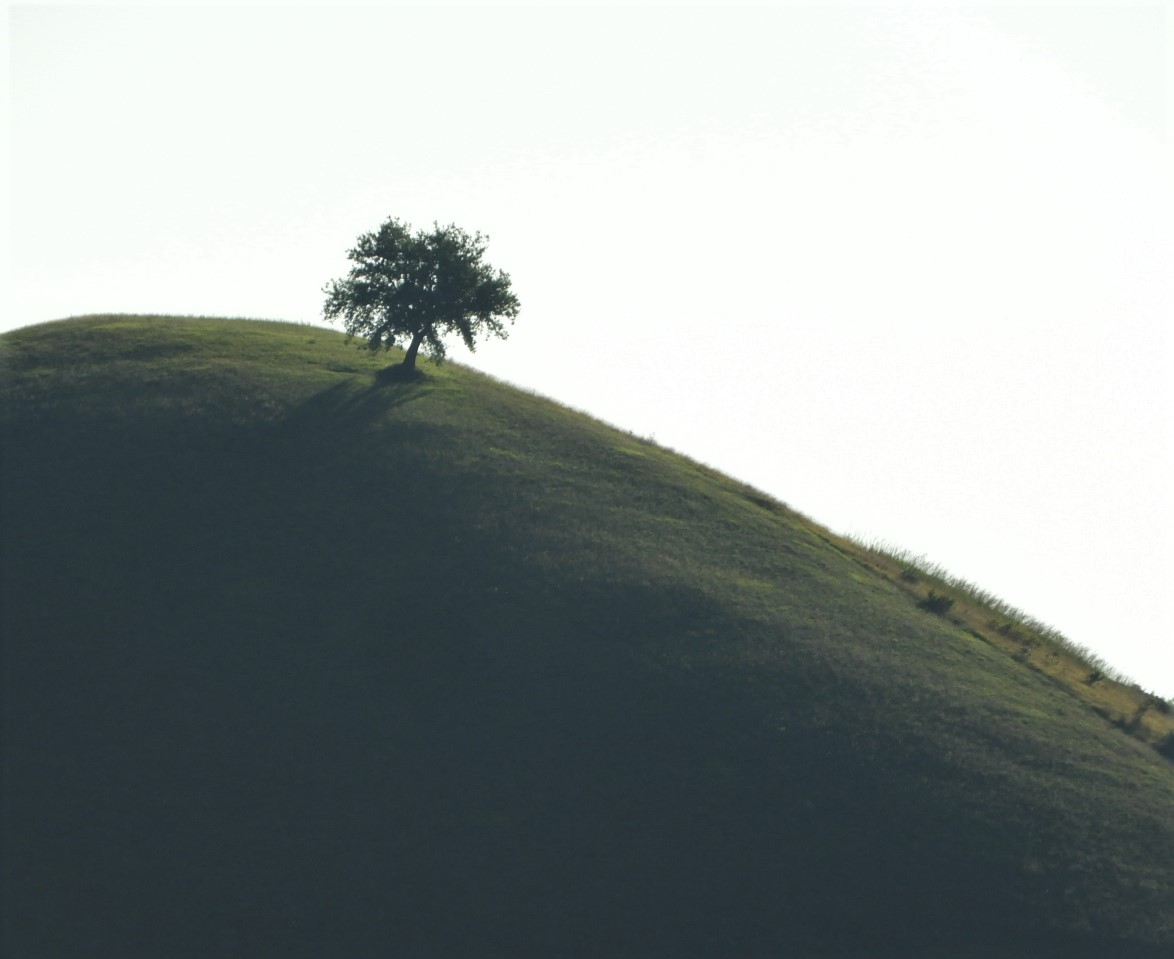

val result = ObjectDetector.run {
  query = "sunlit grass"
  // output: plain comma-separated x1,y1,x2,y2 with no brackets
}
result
843,536,1174,752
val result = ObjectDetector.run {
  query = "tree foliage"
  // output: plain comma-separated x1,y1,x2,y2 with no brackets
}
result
323,218,520,371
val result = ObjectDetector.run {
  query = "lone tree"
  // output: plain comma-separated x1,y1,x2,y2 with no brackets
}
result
323,218,520,372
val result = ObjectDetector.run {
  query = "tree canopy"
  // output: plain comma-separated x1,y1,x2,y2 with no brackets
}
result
323,218,520,372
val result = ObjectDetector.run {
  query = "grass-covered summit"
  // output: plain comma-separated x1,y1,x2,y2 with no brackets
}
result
3,315,1173,958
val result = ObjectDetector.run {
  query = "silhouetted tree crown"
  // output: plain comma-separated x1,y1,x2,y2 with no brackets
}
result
323,218,520,372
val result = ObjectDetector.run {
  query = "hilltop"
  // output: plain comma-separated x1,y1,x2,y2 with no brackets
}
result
3,315,1173,958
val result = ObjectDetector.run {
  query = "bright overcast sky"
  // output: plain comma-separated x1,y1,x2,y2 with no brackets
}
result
6,2,1173,697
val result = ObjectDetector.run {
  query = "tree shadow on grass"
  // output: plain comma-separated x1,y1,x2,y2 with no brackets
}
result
374,362,428,386
271,375,430,454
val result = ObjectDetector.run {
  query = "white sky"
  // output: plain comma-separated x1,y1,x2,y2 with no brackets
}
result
5,2,1172,697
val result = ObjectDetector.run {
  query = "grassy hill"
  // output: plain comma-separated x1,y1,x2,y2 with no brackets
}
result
3,315,1173,958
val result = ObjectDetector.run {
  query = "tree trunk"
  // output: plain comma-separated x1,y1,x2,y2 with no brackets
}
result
402,331,424,371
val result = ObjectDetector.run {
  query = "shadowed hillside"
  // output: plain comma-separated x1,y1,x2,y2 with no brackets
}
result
3,315,1173,958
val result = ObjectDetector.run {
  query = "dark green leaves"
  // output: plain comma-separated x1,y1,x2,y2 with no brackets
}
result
323,217,520,369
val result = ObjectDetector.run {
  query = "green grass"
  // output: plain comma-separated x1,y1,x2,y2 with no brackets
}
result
4,315,1174,958
845,537,1174,753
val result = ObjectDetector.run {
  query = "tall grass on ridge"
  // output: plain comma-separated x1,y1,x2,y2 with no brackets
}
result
855,537,1133,687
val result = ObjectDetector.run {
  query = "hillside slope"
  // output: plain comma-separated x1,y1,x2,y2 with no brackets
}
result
3,315,1173,958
